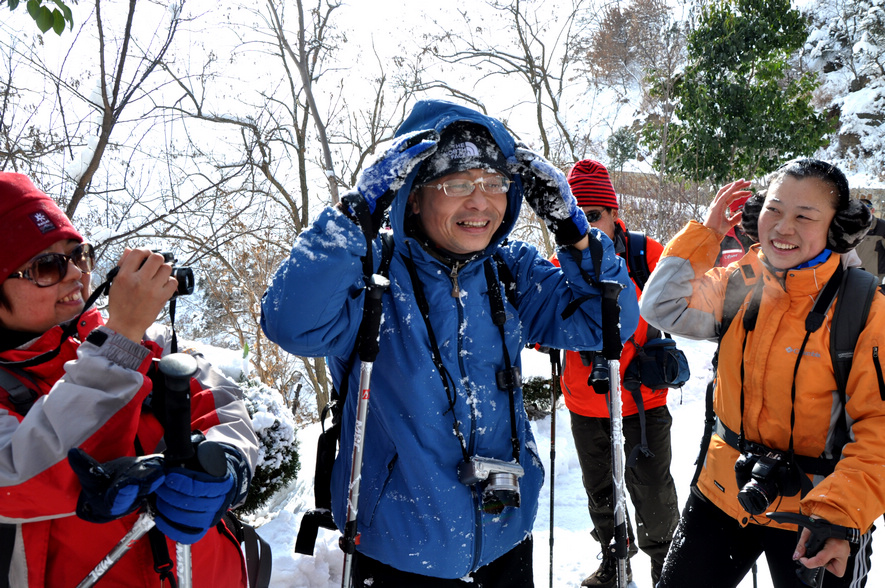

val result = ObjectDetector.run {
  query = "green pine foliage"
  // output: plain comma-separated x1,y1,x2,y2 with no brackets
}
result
607,127,639,172
522,375,559,420
234,377,301,515
643,0,833,184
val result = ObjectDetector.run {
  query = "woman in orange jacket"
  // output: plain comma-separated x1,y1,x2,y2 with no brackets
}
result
640,159,882,587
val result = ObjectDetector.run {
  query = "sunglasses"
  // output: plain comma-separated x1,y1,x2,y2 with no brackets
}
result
8,243,95,288
584,210,603,223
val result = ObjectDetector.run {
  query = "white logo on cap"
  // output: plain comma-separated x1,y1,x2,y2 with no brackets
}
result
446,141,481,160
30,211,58,234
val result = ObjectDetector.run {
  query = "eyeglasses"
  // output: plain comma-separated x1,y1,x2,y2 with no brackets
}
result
8,243,95,288
584,210,603,223
424,175,512,197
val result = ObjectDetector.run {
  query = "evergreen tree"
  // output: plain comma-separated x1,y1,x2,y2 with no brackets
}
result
607,126,638,172
643,0,832,184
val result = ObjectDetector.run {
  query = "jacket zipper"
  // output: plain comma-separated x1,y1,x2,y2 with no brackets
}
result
450,262,463,298
453,296,484,571
873,347,885,401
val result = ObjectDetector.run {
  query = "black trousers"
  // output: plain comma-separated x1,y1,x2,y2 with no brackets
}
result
351,536,534,587
657,491,874,588
569,405,680,567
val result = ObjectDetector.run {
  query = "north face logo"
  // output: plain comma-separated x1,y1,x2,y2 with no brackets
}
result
30,211,58,234
445,141,481,160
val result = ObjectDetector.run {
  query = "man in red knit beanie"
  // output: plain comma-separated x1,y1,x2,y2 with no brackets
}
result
557,159,679,587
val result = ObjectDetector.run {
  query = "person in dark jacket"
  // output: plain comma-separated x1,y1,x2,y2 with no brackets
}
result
261,99,639,586
854,198,885,285
0,172,259,587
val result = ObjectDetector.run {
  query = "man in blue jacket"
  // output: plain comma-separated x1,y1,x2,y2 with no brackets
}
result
261,99,638,587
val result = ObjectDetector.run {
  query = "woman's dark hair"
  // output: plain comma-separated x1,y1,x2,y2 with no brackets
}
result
769,158,850,210
740,158,872,254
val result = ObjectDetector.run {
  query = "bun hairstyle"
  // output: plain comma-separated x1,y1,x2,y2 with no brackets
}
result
740,158,872,253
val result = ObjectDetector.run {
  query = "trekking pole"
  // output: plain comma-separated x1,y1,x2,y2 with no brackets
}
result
593,281,628,587
160,353,201,588
545,347,561,588
76,353,222,588
340,271,390,588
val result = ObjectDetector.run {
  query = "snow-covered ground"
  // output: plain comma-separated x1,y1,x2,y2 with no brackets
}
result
247,337,885,588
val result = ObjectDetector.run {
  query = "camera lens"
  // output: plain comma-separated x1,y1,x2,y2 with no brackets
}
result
171,267,195,297
737,479,776,515
481,473,521,514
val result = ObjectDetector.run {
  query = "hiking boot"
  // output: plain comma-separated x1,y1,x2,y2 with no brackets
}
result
581,551,632,587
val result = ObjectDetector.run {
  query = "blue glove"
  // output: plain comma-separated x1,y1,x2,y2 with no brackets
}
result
68,448,166,524
511,146,589,246
153,444,249,544
342,128,439,235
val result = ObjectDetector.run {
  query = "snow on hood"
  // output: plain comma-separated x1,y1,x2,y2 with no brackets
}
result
389,99,523,256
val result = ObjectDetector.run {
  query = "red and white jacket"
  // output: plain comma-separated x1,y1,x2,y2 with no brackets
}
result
0,308,259,587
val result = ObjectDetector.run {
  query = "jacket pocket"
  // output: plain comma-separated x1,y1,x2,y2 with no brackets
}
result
358,452,398,529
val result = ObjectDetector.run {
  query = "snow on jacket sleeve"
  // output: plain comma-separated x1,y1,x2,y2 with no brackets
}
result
261,206,370,357
504,227,638,349
640,220,732,341
0,327,153,522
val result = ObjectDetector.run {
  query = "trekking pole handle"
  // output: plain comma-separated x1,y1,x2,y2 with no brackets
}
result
356,274,390,363
766,512,859,587
159,353,199,465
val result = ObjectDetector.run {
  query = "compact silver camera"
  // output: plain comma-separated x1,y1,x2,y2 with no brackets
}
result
458,456,525,514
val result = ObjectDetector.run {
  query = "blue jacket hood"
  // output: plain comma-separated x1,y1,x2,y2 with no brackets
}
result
391,100,522,255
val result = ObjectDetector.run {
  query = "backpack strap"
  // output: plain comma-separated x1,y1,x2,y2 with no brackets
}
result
827,266,879,463
831,267,878,399
0,366,40,416
625,231,651,292
0,523,13,588
492,251,518,308
222,513,272,588
294,231,395,557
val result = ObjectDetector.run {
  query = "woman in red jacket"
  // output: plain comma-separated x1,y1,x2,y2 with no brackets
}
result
0,173,258,587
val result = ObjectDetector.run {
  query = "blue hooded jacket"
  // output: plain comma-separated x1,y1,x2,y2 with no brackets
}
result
261,99,638,577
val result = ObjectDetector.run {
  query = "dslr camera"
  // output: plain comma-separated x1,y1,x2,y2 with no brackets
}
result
458,456,524,515
734,447,801,515
107,250,194,297
153,251,194,297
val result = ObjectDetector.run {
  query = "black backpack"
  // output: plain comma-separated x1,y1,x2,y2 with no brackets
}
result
625,231,651,292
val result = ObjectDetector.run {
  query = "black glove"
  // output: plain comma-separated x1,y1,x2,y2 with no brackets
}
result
341,129,439,235
511,146,589,246
68,448,166,524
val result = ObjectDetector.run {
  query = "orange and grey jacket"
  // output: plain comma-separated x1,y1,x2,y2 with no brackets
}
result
640,221,885,533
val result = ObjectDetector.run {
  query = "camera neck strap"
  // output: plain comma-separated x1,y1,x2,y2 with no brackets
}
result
402,246,520,464
737,264,844,457
0,275,112,369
